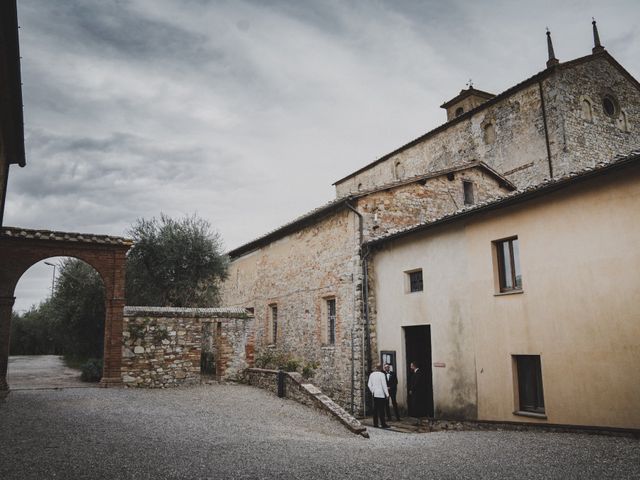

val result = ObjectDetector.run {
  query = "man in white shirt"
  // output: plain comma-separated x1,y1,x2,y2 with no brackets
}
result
367,364,390,428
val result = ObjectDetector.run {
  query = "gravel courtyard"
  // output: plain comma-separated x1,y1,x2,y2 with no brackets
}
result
0,384,638,480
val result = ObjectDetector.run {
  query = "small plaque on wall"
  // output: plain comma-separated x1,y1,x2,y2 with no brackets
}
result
433,362,446,368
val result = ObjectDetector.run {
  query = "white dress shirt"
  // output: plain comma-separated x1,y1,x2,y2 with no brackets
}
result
368,370,389,399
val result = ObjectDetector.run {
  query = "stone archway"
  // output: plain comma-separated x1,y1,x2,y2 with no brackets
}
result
0,226,131,390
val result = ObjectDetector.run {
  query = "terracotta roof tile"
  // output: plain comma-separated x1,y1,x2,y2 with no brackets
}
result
0,226,132,246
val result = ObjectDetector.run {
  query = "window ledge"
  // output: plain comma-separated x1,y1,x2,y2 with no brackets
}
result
266,344,276,349
321,345,336,350
494,289,524,297
513,410,547,419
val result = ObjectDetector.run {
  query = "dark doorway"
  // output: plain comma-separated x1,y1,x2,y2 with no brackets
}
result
404,325,434,417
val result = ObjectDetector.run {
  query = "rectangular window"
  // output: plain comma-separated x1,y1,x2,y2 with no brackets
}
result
463,181,475,205
408,270,423,293
515,355,545,414
270,304,278,344
327,298,336,345
495,237,522,292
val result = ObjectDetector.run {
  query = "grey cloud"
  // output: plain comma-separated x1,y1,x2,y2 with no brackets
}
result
8,0,640,311
19,0,214,64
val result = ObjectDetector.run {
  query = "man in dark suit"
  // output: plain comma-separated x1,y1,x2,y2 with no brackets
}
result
408,360,429,425
384,363,401,421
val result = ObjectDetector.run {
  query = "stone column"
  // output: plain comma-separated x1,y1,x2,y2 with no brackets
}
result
0,296,16,391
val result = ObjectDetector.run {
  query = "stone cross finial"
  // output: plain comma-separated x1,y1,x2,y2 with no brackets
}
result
546,28,559,68
592,18,605,53
466,79,474,89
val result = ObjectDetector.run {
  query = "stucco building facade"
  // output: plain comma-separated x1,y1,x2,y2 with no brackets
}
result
368,153,640,429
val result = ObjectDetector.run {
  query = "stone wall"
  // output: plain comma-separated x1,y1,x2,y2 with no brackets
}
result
221,209,366,411
546,54,640,178
335,80,549,197
121,307,254,387
356,165,511,241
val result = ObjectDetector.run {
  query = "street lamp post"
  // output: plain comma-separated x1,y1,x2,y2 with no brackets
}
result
44,261,56,296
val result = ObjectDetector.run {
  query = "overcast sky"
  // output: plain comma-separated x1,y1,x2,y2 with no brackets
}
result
7,0,640,311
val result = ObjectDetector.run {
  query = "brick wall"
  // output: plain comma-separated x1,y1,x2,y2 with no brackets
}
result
121,307,254,387
0,233,129,390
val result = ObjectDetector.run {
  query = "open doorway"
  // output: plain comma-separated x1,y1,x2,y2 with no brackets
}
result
403,325,434,417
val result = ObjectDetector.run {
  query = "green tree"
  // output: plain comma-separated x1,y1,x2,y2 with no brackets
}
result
125,213,229,307
49,258,105,359
9,300,58,355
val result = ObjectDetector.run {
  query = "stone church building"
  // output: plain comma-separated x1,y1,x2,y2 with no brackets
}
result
221,25,640,429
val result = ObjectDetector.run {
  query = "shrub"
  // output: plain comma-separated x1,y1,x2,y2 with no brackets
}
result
254,349,317,375
302,361,319,379
283,358,300,372
80,358,103,382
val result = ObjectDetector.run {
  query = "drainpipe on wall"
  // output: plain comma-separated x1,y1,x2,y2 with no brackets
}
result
345,199,371,417
538,78,554,179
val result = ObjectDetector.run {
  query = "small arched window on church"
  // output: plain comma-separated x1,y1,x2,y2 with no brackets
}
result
483,122,496,145
581,98,593,122
357,183,363,191
619,110,630,132
455,107,464,117
393,160,404,180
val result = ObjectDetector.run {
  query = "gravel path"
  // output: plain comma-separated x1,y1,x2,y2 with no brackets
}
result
0,384,638,479
8,355,84,389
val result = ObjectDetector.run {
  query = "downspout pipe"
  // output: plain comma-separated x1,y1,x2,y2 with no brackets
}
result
538,78,554,178
345,199,371,416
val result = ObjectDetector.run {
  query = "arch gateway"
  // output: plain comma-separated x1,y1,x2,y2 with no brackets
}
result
0,227,131,391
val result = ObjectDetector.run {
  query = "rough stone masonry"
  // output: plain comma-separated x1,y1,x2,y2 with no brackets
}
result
121,307,254,387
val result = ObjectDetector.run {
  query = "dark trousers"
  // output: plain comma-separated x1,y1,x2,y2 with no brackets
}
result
385,390,400,420
373,396,388,427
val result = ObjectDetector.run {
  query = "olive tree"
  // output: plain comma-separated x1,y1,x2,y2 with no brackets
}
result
125,214,229,307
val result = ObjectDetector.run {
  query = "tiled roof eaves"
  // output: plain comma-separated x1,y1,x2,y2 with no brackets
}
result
332,51,617,186
0,226,132,247
227,199,350,259
366,150,640,249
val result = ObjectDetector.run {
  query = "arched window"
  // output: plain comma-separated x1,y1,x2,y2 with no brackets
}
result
483,122,496,144
581,99,593,122
393,161,404,180
455,107,464,117
619,110,630,132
